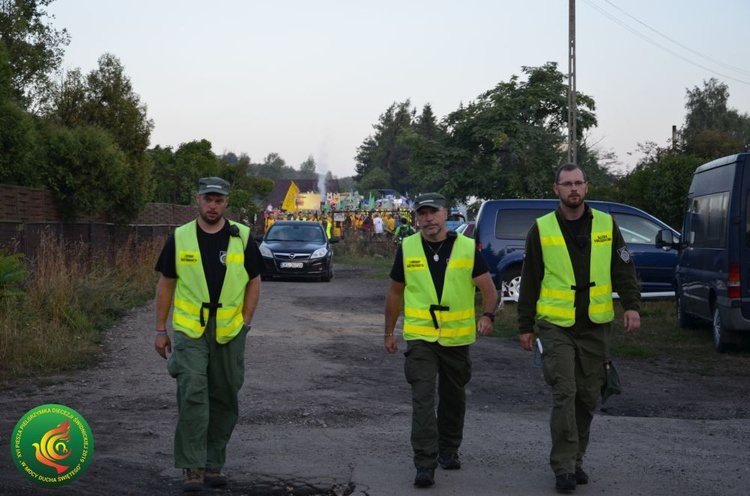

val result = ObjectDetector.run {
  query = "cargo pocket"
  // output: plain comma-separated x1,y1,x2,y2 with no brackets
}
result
167,332,187,378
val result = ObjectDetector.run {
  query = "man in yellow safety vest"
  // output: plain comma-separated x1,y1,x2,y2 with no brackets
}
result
517,163,641,493
384,192,498,488
154,177,263,492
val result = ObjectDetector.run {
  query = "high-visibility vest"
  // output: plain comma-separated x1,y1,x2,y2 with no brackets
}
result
535,209,614,327
402,234,477,346
173,220,250,343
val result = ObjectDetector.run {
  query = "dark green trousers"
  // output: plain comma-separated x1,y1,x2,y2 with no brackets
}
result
404,340,472,469
167,319,248,470
537,319,610,475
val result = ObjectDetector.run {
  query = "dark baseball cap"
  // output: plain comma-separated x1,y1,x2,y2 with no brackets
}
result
414,193,446,211
198,177,230,195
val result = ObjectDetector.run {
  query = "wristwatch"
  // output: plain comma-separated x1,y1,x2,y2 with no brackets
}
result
482,312,495,322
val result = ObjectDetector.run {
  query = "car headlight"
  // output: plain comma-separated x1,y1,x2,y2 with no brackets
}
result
259,244,273,258
310,247,328,259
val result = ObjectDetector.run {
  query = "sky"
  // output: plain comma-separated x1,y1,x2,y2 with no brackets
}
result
47,0,750,179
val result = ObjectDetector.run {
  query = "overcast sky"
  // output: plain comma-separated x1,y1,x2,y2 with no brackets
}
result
48,0,750,179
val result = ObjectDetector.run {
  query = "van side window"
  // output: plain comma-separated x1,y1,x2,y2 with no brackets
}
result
611,213,661,244
689,192,729,248
495,210,545,240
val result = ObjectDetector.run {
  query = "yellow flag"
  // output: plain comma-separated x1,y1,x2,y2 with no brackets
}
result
281,180,300,212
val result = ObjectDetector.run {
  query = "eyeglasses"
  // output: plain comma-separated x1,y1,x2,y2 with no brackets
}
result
557,181,586,188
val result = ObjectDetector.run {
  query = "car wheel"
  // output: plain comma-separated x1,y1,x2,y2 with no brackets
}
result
712,307,732,353
321,265,332,282
502,267,522,302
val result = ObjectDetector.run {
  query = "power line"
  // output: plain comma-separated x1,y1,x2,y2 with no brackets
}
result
603,0,750,77
582,0,750,86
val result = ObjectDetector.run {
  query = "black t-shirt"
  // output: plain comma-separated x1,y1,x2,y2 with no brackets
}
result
389,232,489,300
154,220,263,304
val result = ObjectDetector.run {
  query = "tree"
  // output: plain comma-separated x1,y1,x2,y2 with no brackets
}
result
682,78,750,155
617,153,702,229
0,41,42,186
40,54,155,220
298,155,318,180
0,0,70,108
438,62,599,201
354,100,415,193
43,125,131,222
250,153,296,180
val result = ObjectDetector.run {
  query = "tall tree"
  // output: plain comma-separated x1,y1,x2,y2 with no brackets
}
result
682,78,750,156
438,62,598,201
298,155,318,180
42,54,155,220
0,41,41,186
0,0,70,108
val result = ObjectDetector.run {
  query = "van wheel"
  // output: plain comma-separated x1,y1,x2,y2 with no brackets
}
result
502,267,522,301
712,307,732,353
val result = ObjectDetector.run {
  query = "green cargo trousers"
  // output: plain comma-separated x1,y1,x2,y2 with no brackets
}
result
167,319,248,470
404,340,472,469
536,320,610,475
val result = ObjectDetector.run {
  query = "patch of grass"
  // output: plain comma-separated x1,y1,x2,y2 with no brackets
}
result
0,233,162,383
335,238,395,278
490,297,750,376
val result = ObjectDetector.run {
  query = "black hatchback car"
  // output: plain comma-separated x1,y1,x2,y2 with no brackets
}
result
256,221,339,282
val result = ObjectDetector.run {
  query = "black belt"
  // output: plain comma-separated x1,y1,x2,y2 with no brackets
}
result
428,304,450,329
570,282,595,292
200,302,222,327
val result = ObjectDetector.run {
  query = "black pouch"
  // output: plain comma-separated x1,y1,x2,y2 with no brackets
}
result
600,359,622,405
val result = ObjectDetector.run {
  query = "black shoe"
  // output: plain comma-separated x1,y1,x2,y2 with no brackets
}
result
437,452,461,470
555,473,577,493
575,467,589,485
414,468,435,488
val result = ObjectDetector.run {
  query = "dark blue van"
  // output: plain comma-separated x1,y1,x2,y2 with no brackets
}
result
657,153,750,351
474,199,680,301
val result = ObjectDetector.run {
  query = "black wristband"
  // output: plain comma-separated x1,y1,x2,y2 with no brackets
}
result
482,312,495,322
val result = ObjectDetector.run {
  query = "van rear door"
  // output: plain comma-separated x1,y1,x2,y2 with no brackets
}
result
741,157,750,320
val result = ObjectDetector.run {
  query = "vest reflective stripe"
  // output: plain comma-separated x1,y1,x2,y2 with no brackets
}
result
536,209,614,327
173,220,250,343
402,234,477,346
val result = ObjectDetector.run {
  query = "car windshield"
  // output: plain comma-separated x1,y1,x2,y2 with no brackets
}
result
267,225,325,242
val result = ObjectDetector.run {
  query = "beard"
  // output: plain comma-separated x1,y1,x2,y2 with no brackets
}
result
199,210,222,225
560,194,584,209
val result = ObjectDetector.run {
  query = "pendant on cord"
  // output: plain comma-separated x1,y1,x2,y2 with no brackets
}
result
433,254,439,262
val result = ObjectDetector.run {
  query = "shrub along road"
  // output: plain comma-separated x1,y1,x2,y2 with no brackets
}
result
1,263,749,495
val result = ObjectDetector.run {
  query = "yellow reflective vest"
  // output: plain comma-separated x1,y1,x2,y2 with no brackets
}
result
402,234,477,346
535,209,615,327
173,220,250,343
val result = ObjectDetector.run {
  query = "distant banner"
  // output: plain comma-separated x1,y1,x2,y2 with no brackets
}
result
296,193,321,211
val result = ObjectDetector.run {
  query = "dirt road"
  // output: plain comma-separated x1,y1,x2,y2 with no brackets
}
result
2,263,749,495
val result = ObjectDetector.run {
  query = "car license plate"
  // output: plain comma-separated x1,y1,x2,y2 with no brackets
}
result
280,262,303,269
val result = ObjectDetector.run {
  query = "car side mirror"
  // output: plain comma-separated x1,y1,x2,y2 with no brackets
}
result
655,229,675,250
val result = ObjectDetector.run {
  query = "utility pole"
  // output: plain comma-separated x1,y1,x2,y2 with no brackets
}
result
568,0,577,164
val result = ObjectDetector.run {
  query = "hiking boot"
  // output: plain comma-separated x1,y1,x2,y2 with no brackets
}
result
555,473,577,493
182,468,204,493
205,469,228,487
575,467,589,485
437,452,461,470
414,467,435,488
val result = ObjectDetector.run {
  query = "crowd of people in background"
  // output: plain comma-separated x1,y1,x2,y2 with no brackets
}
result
261,207,415,242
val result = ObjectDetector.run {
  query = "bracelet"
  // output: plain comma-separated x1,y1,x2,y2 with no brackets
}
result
384,332,394,337
155,330,168,335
